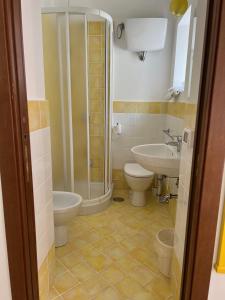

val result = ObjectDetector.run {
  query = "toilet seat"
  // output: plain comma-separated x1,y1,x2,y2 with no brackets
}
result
124,163,154,178
53,191,82,214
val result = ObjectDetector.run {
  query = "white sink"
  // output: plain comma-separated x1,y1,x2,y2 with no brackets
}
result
131,144,180,177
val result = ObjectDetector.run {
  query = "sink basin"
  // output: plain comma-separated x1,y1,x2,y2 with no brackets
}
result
131,144,180,177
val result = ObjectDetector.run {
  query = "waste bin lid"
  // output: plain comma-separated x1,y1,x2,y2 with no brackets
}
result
156,229,174,248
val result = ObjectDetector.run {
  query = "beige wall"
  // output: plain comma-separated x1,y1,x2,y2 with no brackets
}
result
21,0,45,99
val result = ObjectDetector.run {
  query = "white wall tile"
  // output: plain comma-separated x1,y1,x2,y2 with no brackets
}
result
174,140,193,266
30,128,51,162
112,113,167,169
30,128,54,268
165,115,184,137
33,176,52,217
32,153,52,191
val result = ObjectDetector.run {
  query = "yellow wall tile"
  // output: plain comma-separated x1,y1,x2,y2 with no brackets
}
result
88,21,106,182
112,169,129,190
89,62,105,76
88,21,105,36
39,101,50,128
113,100,197,130
125,102,138,113
160,102,168,114
112,169,123,181
89,36,102,50
28,101,41,131
89,76,105,89
113,101,127,113
28,100,50,132
135,102,150,113
149,102,161,114
113,101,168,114
91,167,104,181
166,101,197,128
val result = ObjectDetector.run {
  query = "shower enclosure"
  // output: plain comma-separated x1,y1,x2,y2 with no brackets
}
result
41,6,113,214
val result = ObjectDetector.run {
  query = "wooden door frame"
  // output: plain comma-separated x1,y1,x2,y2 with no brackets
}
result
0,0,225,300
182,0,225,299
0,0,39,299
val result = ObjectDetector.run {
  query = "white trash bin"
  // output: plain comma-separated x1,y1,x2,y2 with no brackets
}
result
156,228,174,277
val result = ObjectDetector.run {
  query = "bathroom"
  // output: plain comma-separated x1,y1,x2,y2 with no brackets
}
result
20,0,209,299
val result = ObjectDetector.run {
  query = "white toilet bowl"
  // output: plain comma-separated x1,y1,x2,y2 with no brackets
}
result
124,163,154,206
53,191,82,247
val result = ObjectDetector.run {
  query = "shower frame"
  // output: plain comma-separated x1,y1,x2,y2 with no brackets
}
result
42,6,113,214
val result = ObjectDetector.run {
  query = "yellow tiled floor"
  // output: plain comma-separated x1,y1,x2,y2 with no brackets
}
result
51,190,173,300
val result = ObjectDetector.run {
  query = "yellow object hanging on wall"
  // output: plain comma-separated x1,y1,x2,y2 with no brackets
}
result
215,198,225,273
170,0,189,16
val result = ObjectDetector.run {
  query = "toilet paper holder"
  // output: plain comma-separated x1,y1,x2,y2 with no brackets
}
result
112,122,122,135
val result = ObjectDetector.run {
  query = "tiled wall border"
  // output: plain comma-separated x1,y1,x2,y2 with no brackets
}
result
167,102,197,122
28,100,50,132
113,100,197,123
113,101,167,114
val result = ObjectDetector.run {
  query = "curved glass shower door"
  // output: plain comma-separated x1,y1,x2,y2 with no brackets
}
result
42,13,73,192
42,7,113,213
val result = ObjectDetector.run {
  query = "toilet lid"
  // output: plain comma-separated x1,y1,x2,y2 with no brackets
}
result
124,163,154,178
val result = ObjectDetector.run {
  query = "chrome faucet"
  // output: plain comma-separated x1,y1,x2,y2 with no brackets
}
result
163,129,183,153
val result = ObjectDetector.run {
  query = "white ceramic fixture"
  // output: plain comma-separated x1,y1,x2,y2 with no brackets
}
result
125,18,168,60
124,163,154,206
155,228,175,277
131,144,180,177
53,191,82,247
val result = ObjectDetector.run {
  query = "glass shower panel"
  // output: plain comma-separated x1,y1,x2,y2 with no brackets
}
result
105,20,112,194
87,17,106,199
69,14,89,200
42,13,71,191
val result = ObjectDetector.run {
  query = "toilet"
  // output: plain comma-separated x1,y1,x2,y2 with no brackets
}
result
124,163,154,206
53,191,82,247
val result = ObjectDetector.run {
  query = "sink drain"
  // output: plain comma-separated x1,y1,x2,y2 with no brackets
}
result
113,197,124,202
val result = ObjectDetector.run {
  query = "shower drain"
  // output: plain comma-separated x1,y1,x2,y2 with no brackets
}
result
113,196,125,202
